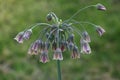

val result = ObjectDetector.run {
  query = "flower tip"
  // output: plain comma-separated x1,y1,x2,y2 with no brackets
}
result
96,3,106,11
23,29,32,40
46,13,52,21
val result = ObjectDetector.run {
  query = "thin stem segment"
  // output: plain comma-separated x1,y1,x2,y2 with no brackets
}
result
57,60,62,80
64,5,95,23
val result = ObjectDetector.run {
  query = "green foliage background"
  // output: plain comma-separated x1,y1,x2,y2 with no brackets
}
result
0,0,120,80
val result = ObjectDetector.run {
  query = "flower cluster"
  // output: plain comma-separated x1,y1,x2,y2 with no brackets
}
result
14,3,106,63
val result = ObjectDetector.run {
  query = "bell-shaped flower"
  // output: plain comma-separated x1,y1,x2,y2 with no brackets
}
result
23,29,32,40
96,26,105,36
14,31,24,43
96,3,106,11
40,50,49,63
53,48,63,60
28,40,42,55
82,31,91,42
80,39,91,54
71,46,80,59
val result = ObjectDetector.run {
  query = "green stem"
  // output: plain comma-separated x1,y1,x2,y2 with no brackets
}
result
57,60,62,80
64,5,95,23
30,23,52,29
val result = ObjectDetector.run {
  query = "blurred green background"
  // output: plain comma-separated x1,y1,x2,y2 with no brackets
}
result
0,0,120,80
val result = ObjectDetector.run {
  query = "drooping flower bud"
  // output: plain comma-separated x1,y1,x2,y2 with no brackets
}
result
40,50,49,63
96,26,105,36
80,39,91,54
67,34,74,42
68,42,74,50
82,31,91,42
71,46,80,59
23,29,32,40
96,3,106,11
28,40,42,55
14,31,24,43
46,13,52,21
53,48,63,60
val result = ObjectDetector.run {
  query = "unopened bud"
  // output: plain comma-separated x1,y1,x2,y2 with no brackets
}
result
46,13,52,21
96,3,106,11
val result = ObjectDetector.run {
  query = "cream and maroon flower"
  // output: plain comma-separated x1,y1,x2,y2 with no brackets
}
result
23,29,32,40
96,26,105,36
82,31,91,42
71,46,80,59
28,40,42,55
40,50,49,63
14,31,24,43
96,3,106,11
80,39,91,54
53,48,63,60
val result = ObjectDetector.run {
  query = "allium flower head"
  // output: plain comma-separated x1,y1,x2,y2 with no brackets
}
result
14,3,106,63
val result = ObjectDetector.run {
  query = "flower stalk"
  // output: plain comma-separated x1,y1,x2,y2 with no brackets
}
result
57,60,62,80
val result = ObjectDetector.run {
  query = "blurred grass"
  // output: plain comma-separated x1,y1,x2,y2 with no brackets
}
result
0,0,120,80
